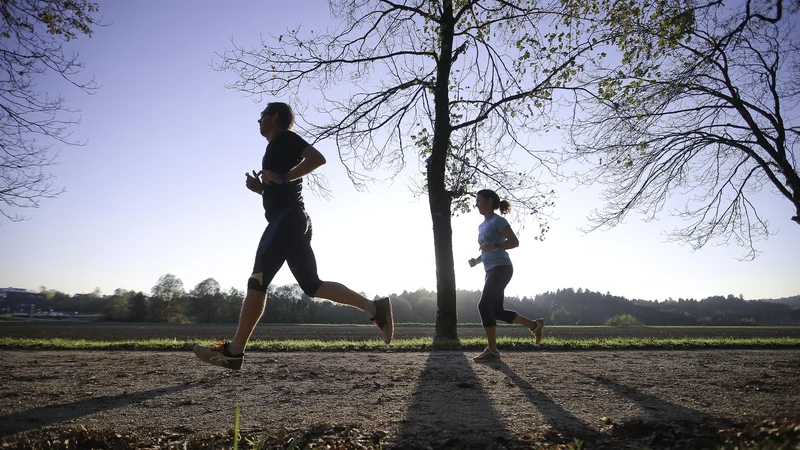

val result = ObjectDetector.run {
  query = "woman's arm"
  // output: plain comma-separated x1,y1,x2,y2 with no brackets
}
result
497,226,519,250
478,226,519,252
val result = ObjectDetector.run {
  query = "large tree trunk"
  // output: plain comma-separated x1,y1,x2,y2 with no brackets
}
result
781,163,800,226
429,187,457,341
429,0,458,342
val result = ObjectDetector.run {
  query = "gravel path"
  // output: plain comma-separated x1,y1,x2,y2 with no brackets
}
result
0,349,798,448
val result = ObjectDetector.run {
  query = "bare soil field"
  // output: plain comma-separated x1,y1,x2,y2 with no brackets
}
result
0,324,798,449
1,321,799,341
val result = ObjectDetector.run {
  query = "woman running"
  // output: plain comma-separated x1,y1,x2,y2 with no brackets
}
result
468,189,544,362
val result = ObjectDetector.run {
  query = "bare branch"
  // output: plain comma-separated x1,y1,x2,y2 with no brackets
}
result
565,0,799,258
0,0,100,221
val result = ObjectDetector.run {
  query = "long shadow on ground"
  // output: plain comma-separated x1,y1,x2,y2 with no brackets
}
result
578,372,736,448
392,352,510,449
0,383,197,436
579,372,722,422
491,362,601,443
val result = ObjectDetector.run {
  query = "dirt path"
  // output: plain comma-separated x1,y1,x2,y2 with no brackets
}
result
0,349,798,448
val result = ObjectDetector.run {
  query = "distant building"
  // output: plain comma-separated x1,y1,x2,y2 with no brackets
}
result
0,288,46,312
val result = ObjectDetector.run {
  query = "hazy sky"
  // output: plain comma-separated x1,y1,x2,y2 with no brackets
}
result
1,1,797,301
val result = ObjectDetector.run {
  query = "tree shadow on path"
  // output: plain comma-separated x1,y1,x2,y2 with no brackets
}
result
0,383,198,436
392,352,510,449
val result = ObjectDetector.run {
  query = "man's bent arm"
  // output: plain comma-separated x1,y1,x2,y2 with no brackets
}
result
287,146,326,181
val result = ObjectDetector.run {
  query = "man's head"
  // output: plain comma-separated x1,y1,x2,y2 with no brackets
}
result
258,102,295,139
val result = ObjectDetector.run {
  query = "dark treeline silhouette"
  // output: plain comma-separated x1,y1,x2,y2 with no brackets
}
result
30,280,800,326
761,296,800,309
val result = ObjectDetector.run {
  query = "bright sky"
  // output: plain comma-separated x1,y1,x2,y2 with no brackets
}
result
0,1,798,302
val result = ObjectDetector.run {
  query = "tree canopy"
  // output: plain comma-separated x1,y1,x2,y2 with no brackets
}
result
216,0,616,339
564,0,799,259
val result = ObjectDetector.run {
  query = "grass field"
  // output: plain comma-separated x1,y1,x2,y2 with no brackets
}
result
2,335,799,352
1,322,798,351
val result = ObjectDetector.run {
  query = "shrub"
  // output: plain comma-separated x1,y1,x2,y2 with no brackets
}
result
604,314,644,327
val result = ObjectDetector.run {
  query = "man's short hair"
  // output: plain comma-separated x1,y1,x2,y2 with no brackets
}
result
262,102,295,130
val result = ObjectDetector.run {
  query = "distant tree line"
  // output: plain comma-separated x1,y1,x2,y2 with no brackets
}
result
30,274,800,326
537,289,800,326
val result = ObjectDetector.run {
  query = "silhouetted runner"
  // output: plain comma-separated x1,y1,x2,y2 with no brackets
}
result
468,189,543,362
193,102,393,370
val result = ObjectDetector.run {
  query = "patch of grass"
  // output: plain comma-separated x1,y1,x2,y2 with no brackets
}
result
233,405,240,450
0,336,798,351
567,437,584,450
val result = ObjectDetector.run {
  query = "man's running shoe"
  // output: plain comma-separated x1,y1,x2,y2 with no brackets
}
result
193,341,243,370
473,347,501,362
371,297,394,344
529,318,545,344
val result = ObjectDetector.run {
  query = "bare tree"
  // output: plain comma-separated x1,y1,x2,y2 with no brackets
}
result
216,0,605,340
565,0,799,259
0,0,100,221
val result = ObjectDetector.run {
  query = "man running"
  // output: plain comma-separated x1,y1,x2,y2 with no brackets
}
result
193,102,394,370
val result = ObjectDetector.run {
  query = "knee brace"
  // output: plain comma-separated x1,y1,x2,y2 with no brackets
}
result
247,272,267,293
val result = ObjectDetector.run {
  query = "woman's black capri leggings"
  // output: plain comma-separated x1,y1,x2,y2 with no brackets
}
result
477,264,517,328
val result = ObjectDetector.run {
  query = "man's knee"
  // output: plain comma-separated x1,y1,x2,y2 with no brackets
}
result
247,272,268,292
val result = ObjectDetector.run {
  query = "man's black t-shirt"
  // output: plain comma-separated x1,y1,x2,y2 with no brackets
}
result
261,130,308,220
